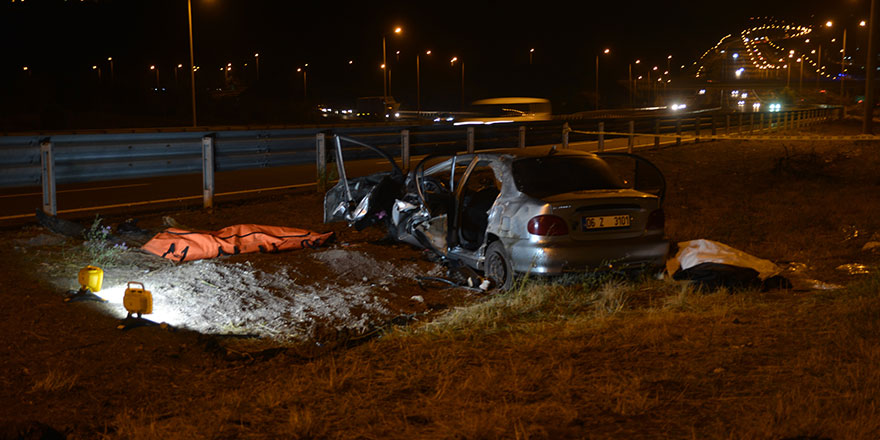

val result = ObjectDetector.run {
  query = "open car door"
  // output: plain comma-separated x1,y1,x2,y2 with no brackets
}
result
405,154,481,257
323,135,404,229
596,152,666,203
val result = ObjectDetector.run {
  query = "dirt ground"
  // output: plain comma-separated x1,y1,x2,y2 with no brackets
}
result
2,118,880,438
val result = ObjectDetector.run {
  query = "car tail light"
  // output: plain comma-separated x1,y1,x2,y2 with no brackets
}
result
527,215,569,236
646,208,665,230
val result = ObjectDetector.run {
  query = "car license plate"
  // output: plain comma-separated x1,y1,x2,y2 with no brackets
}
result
583,215,630,230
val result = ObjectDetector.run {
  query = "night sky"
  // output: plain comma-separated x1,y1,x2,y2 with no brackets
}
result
0,0,872,127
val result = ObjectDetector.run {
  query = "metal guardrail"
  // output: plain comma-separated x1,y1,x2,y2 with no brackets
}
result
0,107,841,216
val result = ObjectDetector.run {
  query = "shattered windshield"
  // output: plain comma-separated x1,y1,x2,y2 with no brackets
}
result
512,156,624,198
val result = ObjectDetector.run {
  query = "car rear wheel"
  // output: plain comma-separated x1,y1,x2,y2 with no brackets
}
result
485,241,513,291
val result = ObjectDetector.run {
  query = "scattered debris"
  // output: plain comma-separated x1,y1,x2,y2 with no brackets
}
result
862,242,880,252
836,263,871,275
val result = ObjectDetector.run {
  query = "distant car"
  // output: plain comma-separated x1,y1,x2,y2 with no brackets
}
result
324,141,669,289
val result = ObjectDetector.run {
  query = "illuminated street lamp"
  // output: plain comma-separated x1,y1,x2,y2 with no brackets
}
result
417,50,431,112
382,26,402,98
595,48,610,109
628,59,641,107
150,65,159,89
187,0,197,126
826,19,849,98
92,65,101,81
865,0,878,134
175,63,183,83
107,57,114,81
254,53,260,81
451,56,465,110
297,66,307,99
529,48,535,65
797,57,804,90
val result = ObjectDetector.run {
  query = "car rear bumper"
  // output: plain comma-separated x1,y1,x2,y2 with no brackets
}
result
508,235,670,275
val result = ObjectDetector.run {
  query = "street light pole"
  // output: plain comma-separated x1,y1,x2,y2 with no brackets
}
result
460,61,465,110
297,67,307,99
864,0,878,134
595,49,610,110
254,53,260,81
380,27,402,99
150,65,159,88
798,58,804,91
595,55,599,109
187,0,197,127
416,54,421,113
628,63,632,108
786,62,791,88
841,28,847,99
417,51,432,113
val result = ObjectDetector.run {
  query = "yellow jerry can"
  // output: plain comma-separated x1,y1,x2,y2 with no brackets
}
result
77,266,103,293
123,282,153,316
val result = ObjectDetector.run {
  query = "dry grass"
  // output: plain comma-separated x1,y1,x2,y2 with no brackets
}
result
30,369,79,393
95,277,880,439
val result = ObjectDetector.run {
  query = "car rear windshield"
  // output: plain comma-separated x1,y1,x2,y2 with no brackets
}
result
512,156,623,198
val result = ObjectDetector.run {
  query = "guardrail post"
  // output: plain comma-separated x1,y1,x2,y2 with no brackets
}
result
675,118,681,146
201,135,215,210
694,116,701,144
653,119,660,149
726,114,731,135
518,125,526,149
749,113,754,133
711,115,717,138
562,122,570,148
40,139,56,216
316,133,327,192
839,106,845,120
738,114,743,133
401,129,410,172
598,122,605,152
627,120,634,153
796,110,801,129
759,113,764,132
467,126,475,153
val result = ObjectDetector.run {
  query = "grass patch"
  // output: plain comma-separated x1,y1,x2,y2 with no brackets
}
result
30,369,78,393
82,216,129,267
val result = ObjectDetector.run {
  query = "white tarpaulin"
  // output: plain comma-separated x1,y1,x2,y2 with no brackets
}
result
666,239,781,280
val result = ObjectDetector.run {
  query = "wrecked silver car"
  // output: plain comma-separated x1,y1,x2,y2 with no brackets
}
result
324,136,669,289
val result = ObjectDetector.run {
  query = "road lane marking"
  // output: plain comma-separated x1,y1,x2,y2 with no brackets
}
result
0,181,320,221
0,183,151,199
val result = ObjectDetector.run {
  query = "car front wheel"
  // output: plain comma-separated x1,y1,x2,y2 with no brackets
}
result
485,241,514,291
